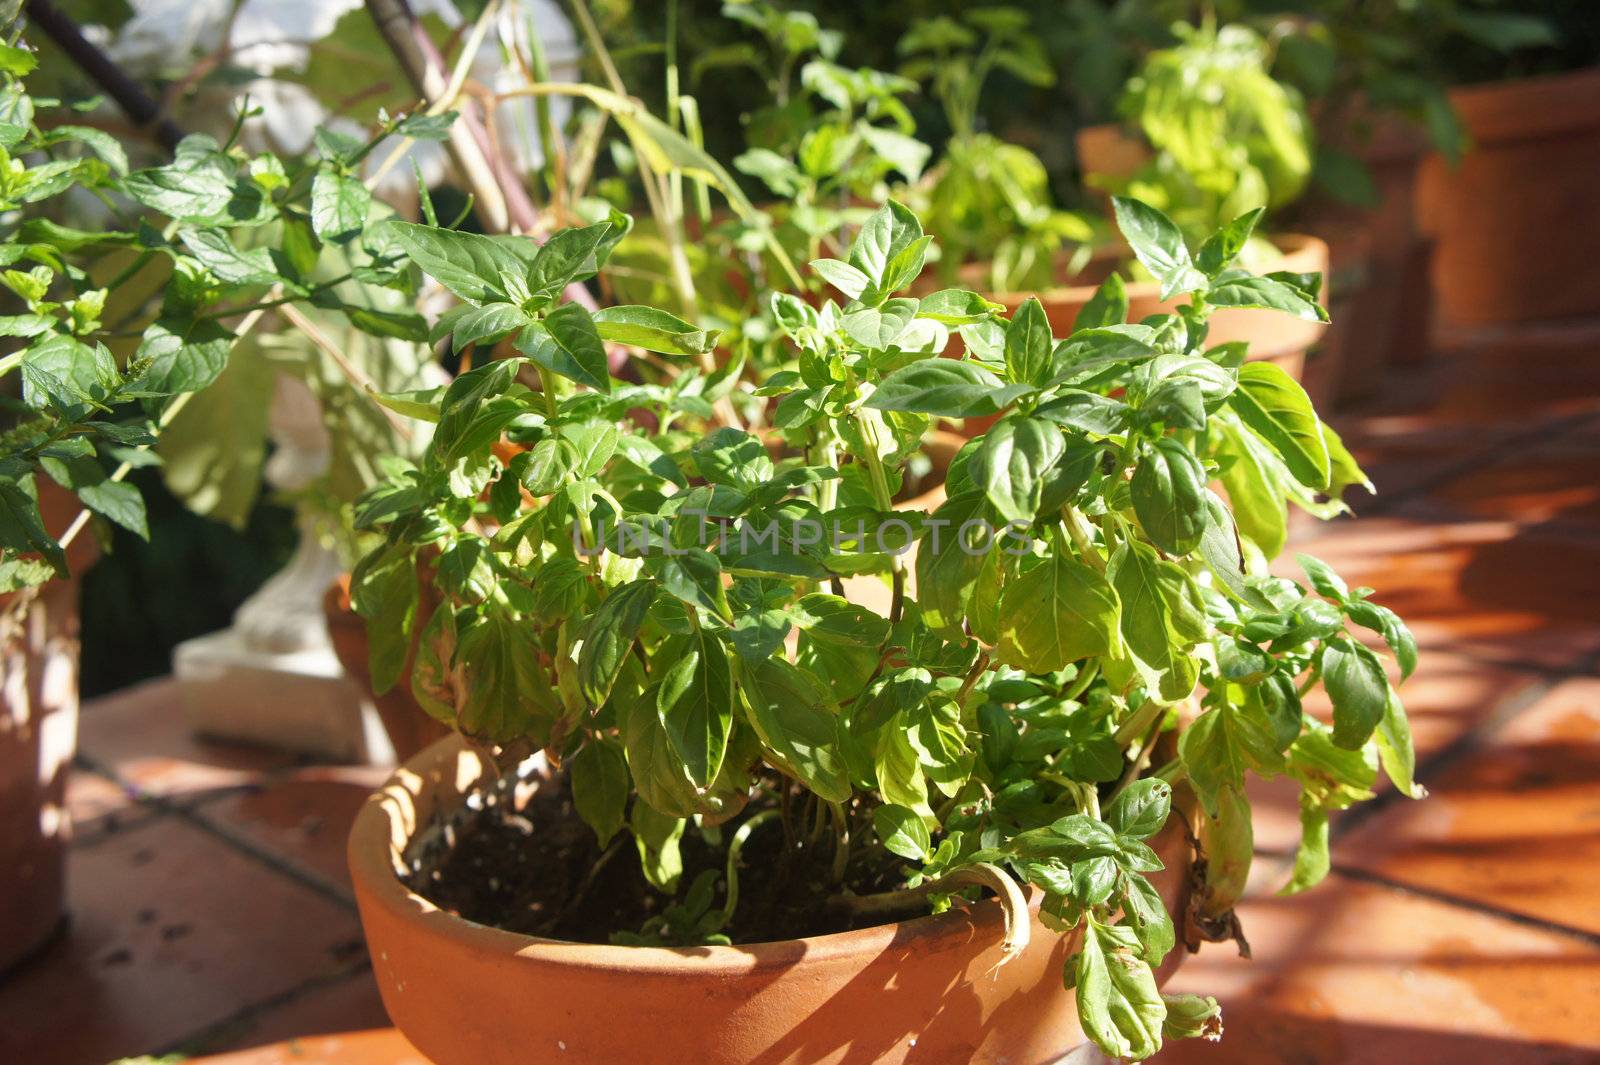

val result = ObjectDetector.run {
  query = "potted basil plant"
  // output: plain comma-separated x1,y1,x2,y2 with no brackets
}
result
345,197,1418,1065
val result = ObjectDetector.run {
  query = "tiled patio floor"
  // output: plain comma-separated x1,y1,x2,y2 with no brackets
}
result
4,319,1600,1064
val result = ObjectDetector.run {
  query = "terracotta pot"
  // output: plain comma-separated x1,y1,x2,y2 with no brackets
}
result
0,484,97,973
1075,123,1150,189
323,577,450,764
1417,66,1600,327
350,733,1196,1065
962,235,1330,383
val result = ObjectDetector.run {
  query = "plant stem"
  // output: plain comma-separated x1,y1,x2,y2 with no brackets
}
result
24,0,184,151
717,809,777,930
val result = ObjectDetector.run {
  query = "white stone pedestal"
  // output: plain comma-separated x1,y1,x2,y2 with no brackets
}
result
174,374,394,764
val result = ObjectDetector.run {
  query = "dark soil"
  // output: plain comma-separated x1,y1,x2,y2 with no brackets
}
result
405,772,910,945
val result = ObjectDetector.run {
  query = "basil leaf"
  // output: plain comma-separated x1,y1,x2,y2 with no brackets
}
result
1130,437,1208,556
592,305,718,356
1111,196,1205,300
1196,207,1264,277
577,579,657,705
867,359,1032,418
310,171,371,243
1230,362,1331,491
656,630,736,788
997,554,1121,673
873,803,931,861
1104,777,1172,840
1074,917,1166,1061
739,657,851,803
1004,296,1053,387
570,738,630,846
968,416,1065,524
1075,272,1128,329
1321,636,1389,750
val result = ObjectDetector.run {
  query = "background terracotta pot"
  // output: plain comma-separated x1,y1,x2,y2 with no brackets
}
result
0,485,98,972
350,733,1196,1065
323,576,449,764
962,236,1330,384
1416,66,1600,327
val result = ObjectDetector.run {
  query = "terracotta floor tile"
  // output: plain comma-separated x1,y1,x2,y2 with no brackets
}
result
65,762,152,844
188,1028,428,1065
79,678,300,805
1423,445,1600,530
1157,876,1600,1064
0,816,365,1065
1288,515,1600,670
191,971,394,1057
1337,676,1600,937
192,766,392,898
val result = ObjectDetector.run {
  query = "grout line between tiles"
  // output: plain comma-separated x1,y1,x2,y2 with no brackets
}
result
157,959,376,1059
1327,865,1600,950
75,751,358,915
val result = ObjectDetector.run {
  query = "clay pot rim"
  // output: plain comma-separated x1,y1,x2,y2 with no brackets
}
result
963,232,1329,307
1449,65,1600,143
351,732,1181,977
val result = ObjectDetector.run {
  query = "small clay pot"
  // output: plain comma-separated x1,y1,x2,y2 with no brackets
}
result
0,483,99,972
323,576,450,764
349,733,1197,1065
1417,66,1600,327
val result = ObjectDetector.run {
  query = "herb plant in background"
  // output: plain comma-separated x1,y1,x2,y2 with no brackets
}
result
898,6,1098,292
1097,20,1315,259
352,193,1420,1060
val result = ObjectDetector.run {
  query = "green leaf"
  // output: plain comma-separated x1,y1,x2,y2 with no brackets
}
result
522,304,611,393
1196,208,1265,277
387,221,526,304
1231,362,1330,491
916,288,1002,325
1111,197,1204,300
445,302,527,353
1035,390,1130,436
1004,296,1053,387
739,657,851,803
1161,994,1223,1042
997,554,1121,673
75,477,147,539
841,298,917,349
809,257,870,300
792,593,891,647
177,228,279,286
1130,437,1208,556
968,416,1065,524
1075,273,1128,329
570,739,629,846
1180,701,1285,816
454,609,557,744
847,200,924,299
310,171,372,243
1322,636,1389,750
0,479,66,577
1344,598,1417,680
577,579,657,705
623,680,703,820
592,305,717,356
656,631,736,788
630,800,685,891
914,491,989,637
1105,778,1172,840
873,803,930,860
1207,276,1328,323
1375,688,1423,799
350,543,417,694
1107,541,1200,703
1296,552,1348,601
137,317,232,394
1280,794,1330,895
1213,415,1289,557
1075,918,1166,1060
866,359,1031,418
527,217,623,303
394,110,459,140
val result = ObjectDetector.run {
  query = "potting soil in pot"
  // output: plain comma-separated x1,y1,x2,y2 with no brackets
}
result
405,768,911,945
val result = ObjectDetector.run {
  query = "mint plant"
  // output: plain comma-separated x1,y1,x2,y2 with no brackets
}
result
898,7,1096,292
0,24,457,595
353,195,1417,1061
